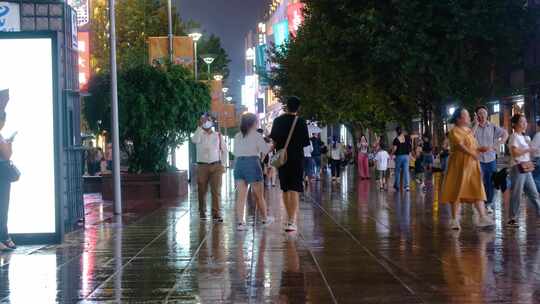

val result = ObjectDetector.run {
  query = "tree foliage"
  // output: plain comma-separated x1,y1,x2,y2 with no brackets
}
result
85,65,211,173
269,0,535,133
196,34,232,80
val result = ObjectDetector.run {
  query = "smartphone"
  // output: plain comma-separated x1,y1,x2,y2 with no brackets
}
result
6,131,17,142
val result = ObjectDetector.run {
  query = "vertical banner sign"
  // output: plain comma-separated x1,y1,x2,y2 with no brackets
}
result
287,2,305,37
68,0,89,27
272,20,289,47
0,2,20,32
78,32,90,92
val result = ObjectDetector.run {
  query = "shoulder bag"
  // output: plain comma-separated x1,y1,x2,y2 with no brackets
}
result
0,160,20,182
271,116,299,169
518,161,535,174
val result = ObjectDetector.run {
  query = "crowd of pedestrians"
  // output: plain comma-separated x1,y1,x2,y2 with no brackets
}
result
190,95,540,234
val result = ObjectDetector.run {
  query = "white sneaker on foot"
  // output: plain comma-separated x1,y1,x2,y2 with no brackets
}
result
450,219,461,230
486,206,494,214
477,216,495,228
262,216,274,226
285,223,297,232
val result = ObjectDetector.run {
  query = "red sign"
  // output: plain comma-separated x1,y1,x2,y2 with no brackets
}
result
287,2,305,37
77,32,90,92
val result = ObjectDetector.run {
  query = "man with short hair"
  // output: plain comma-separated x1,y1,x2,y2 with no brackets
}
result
310,133,323,179
270,96,310,232
192,115,228,222
474,105,509,213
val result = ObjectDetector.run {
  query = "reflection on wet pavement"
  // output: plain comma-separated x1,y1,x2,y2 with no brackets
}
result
1,169,540,303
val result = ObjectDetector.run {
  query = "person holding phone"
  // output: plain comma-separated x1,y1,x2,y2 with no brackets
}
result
0,90,15,250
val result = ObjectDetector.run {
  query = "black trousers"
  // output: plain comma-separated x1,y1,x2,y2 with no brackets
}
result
330,159,341,178
0,180,11,241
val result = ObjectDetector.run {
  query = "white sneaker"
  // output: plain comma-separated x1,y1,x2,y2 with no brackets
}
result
486,206,494,214
262,216,274,226
285,223,297,232
236,222,247,231
477,216,495,228
450,219,461,230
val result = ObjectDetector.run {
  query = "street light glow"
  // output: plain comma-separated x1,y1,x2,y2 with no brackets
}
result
226,96,233,102
188,32,202,42
222,87,229,94
202,55,216,65
214,74,224,81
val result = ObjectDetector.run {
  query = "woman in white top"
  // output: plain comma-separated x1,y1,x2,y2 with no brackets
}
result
233,113,273,231
508,114,540,227
329,137,344,183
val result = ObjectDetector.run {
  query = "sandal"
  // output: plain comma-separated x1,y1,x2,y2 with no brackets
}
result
4,239,16,249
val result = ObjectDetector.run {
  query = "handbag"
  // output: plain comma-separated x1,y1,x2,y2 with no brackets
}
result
0,160,20,182
271,116,299,169
518,161,535,174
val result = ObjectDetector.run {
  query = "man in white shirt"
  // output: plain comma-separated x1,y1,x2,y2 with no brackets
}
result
191,115,228,222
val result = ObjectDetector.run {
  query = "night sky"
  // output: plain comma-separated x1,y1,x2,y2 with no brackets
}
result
175,0,268,102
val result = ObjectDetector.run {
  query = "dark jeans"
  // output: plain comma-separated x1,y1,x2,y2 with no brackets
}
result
330,159,341,178
312,155,321,173
0,180,11,241
480,160,497,206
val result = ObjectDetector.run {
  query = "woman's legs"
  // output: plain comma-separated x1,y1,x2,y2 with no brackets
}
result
361,154,369,178
510,167,526,220
236,181,249,223
0,182,10,241
451,202,461,221
251,182,269,220
330,159,337,178
523,173,540,216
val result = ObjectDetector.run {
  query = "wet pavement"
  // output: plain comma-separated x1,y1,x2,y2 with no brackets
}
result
1,169,540,303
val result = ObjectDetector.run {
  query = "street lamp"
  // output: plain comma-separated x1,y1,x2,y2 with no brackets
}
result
213,74,223,81
225,96,233,102
201,54,216,81
188,32,202,80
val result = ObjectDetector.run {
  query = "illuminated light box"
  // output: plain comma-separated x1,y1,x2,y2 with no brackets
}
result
0,34,60,240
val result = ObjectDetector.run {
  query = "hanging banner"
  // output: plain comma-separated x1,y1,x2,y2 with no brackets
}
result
148,36,194,67
0,2,20,32
67,0,90,27
78,32,90,92
287,2,305,37
272,20,289,47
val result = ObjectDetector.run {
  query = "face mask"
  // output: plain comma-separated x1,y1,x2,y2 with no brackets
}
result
202,121,213,129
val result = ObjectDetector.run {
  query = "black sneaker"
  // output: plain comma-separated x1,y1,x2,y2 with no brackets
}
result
506,219,519,228
213,216,224,223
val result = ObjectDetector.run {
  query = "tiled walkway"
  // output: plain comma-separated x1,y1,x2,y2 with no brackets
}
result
1,169,540,303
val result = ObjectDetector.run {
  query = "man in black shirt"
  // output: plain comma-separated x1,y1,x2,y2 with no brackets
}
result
310,134,323,179
270,96,310,232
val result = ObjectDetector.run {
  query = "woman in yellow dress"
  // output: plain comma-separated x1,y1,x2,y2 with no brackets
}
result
441,108,495,230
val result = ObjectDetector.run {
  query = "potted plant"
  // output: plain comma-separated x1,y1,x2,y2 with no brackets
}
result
84,64,210,210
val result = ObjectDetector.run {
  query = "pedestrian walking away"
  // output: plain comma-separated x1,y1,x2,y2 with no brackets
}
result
303,141,315,184
0,94,16,251
329,137,344,183
441,108,494,231
374,144,390,191
269,96,310,232
507,114,540,227
473,105,508,214
310,133,323,179
192,114,228,222
529,120,540,192
233,113,274,231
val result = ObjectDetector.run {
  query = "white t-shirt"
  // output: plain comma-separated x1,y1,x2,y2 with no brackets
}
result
234,131,271,157
509,133,531,166
330,144,343,160
374,150,390,171
531,132,540,158
304,142,313,157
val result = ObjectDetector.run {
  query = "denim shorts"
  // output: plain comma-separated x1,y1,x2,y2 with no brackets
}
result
234,156,263,183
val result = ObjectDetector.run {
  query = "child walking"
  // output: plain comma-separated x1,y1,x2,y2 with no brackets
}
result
374,145,391,191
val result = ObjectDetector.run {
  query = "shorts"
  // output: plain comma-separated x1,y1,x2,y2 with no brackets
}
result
278,157,304,193
376,170,388,179
422,153,434,166
304,157,314,177
234,156,263,183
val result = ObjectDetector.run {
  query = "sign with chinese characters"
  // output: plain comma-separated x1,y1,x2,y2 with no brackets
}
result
78,32,90,92
0,2,20,32
68,0,89,27
272,20,289,47
287,2,305,37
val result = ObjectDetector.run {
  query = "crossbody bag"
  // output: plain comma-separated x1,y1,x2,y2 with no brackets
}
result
271,116,299,169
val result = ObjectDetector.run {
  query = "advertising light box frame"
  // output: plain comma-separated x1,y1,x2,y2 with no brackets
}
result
0,31,61,244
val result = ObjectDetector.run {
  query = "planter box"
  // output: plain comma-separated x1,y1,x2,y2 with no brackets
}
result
102,170,188,212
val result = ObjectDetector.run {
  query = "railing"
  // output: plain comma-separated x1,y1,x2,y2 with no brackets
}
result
64,146,84,233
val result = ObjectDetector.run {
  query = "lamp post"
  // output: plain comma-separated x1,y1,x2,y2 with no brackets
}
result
213,74,223,81
109,0,122,214
167,0,173,64
201,54,216,80
188,32,202,80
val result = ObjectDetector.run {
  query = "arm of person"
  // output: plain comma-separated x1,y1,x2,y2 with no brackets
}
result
219,133,228,162
494,126,509,150
0,141,12,160
191,127,204,144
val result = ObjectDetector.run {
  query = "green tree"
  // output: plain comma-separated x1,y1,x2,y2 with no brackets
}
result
90,0,195,72
196,34,231,80
85,64,211,173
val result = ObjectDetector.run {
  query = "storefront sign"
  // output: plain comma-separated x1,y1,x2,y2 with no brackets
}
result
0,36,58,235
273,20,289,47
68,0,90,27
287,2,305,37
0,2,20,32
78,32,90,92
